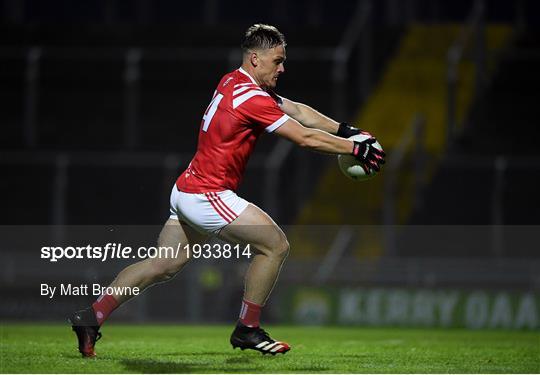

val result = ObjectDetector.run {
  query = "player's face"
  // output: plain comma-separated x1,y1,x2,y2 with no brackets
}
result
255,45,286,89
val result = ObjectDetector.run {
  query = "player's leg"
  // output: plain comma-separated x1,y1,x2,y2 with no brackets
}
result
69,218,203,357
104,219,200,305
218,203,291,355
219,204,289,305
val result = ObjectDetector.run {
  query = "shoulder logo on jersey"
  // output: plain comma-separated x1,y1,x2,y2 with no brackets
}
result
222,77,233,87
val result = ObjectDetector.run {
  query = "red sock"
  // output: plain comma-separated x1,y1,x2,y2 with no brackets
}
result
239,299,262,328
92,294,119,326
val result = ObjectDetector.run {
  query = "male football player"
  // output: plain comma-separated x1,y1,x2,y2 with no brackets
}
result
69,24,385,357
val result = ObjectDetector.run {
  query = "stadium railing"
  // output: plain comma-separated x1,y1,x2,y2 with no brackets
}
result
383,113,426,256
446,0,486,147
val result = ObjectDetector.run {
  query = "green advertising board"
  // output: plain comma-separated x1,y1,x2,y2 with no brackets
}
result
283,287,539,330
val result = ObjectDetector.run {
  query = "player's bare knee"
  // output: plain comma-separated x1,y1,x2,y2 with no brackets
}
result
280,238,291,259
271,237,290,261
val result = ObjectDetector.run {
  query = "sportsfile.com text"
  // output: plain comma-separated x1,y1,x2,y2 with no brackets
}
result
40,243,252,262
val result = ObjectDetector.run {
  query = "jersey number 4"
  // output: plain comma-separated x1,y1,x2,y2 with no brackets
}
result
201,93,224,132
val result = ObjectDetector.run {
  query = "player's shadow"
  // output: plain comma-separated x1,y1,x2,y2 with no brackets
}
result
122,359,201,373
158,351,225,356
288,365,332,372
121,357,255,373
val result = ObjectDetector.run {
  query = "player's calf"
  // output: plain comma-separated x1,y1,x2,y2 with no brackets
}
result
147,256,190,284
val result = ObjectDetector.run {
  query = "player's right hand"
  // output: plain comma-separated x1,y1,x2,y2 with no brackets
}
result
351,138,386,172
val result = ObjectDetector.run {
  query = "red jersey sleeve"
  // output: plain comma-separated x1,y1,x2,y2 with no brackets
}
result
233,90,289,133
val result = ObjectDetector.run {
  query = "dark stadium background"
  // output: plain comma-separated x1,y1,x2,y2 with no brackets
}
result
1,0,539,330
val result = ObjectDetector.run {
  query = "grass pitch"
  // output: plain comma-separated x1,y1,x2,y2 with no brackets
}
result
0,324,538,373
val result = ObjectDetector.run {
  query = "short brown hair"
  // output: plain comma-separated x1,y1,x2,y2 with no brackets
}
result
241,24,286,52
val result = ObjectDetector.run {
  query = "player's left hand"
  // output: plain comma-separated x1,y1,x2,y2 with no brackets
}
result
337,122,373,139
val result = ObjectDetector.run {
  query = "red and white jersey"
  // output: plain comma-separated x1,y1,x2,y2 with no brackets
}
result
176,67,289,193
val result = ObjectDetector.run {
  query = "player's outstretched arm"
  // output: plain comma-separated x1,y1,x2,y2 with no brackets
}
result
280,97,339,133
275,118,351,154
274,118,385,170
279,97,368,139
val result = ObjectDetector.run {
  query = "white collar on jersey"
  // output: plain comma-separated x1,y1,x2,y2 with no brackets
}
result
238,67,259,86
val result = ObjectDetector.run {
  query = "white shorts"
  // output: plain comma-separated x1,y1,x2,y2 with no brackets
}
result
169,185,249,234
